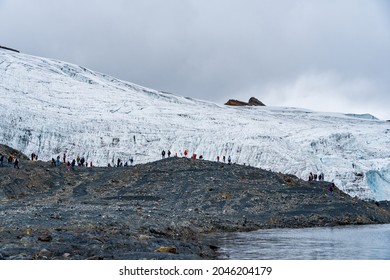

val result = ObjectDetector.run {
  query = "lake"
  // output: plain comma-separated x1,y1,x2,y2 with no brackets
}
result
213,224,390,260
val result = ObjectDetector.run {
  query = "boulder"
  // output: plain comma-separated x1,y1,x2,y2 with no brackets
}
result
225,97,265,106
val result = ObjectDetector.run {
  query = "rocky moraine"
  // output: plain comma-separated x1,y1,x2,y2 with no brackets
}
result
1,146,390,260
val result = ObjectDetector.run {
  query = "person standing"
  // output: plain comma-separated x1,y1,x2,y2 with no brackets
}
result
328,183,335,196
14,158,20,169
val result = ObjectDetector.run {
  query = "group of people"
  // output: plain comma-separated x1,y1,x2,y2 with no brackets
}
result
0,153,19,169
308,171,335,196
160,149,232,165
107,157,134,167
161,150,172,158
47,153,95,171
216,155,232,164
308,172,325,181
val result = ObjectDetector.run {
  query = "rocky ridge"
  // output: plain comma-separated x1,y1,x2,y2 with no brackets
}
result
1,152,390,260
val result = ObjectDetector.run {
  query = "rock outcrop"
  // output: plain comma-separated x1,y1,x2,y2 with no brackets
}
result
0,45,20,53
225,97,265,106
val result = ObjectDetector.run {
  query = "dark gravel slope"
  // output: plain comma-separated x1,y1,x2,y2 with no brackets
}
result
1,156,389,260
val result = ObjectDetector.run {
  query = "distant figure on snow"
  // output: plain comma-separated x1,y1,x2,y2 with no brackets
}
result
228,155,231,164
168,150,171,157
162,150,166,158
223,156,226,163
217,156,220,162
308,172,313,181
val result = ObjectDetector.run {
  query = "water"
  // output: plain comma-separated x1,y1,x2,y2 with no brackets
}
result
212,224,390,260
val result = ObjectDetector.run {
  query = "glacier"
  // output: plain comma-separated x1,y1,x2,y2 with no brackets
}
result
1,49,390,201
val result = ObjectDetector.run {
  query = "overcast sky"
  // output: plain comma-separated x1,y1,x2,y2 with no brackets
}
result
1,0,390,119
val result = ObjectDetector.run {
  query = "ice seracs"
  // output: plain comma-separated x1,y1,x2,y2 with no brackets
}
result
1,49,389,201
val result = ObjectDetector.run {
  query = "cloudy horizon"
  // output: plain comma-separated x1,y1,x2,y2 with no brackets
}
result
1,0,389,119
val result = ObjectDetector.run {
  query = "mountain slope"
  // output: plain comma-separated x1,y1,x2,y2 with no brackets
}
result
1,49,390,200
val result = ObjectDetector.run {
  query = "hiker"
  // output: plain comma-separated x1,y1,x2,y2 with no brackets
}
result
66,161,71,171
228,155,231,164
56,156,61,166
71,159,76,170
223,156,226,163
0,153,4,167
8,154,13,167
314,174,318,181
51,158,56,167
328,183,335,196
168,150,171,157
63,153,66,163
117,158,121,167
130,158,134,165
80,157,85,167
308,172,313,181
217,156,220,162
14,158,20,169
162,150,166,158
184,150,188,157
320,172,324,181
31,153,35,161
76,155,80,166
90,161,93,167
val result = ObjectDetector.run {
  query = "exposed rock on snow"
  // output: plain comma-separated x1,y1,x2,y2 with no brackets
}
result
224,97,265,106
